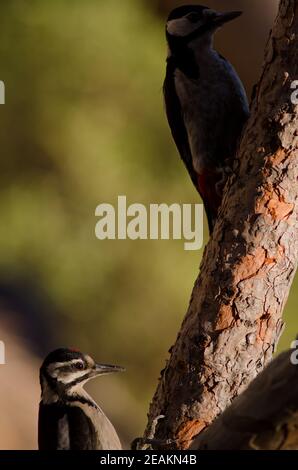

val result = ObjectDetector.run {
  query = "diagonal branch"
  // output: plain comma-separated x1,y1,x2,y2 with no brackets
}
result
191,347,298,450
144,0,298,449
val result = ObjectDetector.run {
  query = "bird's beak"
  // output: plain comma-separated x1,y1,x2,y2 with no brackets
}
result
212,11,242,26
94,363,125,376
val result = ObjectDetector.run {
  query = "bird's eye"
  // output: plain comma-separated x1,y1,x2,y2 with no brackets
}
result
76,362,84,370
187,12,201,23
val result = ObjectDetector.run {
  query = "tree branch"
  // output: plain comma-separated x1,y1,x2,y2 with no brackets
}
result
191,347,298,450
144,0,298,449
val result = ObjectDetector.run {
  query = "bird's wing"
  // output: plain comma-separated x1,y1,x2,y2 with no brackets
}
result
216,53,250,159
38,403,68,450
163,60,198,188
38,402,95,450
67,406,97,450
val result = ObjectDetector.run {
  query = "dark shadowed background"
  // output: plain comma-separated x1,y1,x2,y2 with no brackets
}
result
0,0,295,449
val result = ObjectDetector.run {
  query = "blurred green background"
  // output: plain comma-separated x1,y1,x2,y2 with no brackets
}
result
0,0,296,449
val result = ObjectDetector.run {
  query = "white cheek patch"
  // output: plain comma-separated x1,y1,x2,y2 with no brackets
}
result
47,362,63,378
61,369,88,384
167,18,202,37
47,359,85,379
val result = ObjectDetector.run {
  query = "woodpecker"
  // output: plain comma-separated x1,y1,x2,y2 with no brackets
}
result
38,348,124,450
164,5,249,232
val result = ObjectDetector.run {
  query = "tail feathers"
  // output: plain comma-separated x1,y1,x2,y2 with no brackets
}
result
205,202,216,234
197,172,222,234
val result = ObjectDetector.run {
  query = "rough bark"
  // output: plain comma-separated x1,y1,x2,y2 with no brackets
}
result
191,347,298,450
144,0,298,449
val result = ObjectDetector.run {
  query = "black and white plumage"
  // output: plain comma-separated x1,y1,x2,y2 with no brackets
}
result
38,348,124,450
164,5,250,232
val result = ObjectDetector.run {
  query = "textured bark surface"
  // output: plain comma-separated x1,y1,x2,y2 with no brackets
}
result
191,348,298,450
144,0,298,449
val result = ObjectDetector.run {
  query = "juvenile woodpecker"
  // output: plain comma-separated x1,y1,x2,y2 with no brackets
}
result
38,348,124,450
164,5,249,232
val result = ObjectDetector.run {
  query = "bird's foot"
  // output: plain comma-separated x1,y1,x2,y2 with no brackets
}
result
131,437,177,450
131,415,177,450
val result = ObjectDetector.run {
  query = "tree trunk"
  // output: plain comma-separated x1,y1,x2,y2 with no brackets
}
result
191,347,298,450
144,0,298,450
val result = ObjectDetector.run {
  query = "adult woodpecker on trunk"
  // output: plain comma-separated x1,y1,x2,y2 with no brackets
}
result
38,348,124,450
164,5,249,232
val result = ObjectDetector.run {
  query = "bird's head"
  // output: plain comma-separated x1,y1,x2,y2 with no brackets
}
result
40,348,125,402
166,5,242,50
